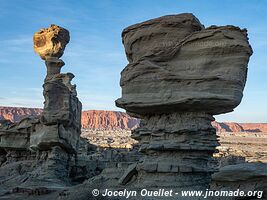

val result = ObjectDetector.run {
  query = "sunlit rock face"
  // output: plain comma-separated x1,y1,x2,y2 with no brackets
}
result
33,24,70,60
33,24,71,76
116,13,253,116
116,13,253,192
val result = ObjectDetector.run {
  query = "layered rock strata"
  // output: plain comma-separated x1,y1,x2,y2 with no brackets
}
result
31,24,82,153
3,106,267,133
211,163,267,200
0,24,82,193
81,110,139,130
116,14,252,116
132,112,218,189
116,13,252,191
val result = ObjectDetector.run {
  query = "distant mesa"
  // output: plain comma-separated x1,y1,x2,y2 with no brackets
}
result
0,106,139,130
82,110,140,130
0,106,266,132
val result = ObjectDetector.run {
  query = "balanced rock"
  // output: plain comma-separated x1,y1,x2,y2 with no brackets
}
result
33,24,70,76
33,24,70,60
31,25,82,153
116,13,253,192
0,25,83,198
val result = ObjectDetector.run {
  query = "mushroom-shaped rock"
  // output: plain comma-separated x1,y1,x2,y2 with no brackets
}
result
116,13,253,191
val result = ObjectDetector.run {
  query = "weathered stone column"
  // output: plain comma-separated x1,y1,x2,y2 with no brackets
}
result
0,24,83,190
131,112,218,189
116,13,252,190
31,24,82,153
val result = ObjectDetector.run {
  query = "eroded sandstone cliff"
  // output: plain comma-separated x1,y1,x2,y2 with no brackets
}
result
1,106,266,132
81,110,139,130
0,106,43,122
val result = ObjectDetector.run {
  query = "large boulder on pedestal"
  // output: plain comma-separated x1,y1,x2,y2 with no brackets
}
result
114,13,253,195
30,25,82,153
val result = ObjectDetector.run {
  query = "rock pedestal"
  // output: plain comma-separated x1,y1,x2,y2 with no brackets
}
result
132,112,218,189
30,72,82,153
116,13,252,190
0,24,83,193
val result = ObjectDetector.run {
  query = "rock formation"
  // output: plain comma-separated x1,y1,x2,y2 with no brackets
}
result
211,163,267,199
34,24,70,76
33,24,70,60
236,123,267,133
212,121,244,132
1,14,265,200
0,107,140,130
116,15,252,116
81,110,139,130
32,24,82,153
116,13,253,192
0,24,83,195
0,107,43,122
211,121,267,133
2,106,267,132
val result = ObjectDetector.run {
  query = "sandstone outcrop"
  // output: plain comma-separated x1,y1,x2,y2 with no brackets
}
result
238,123,267,133
0,24,84,197
212,121,267,133
32,24,82,153
0,107,140,130
116,13,253,194
33,24,70,60
0,106,42,122
2,106,267,132
0,25,143,200
212,121,244,132
81,110,139,130
211,163,267,199
0,14,264,200
116,14,252,116
34,24,70,76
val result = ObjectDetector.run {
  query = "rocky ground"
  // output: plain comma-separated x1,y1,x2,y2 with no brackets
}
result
0,12,265,199
1,106,267,133
81,129,267,163
81,129,138,149
216,132,267,163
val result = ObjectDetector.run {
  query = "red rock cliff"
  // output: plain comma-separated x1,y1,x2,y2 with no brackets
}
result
0,106,139,130
0,106,266,132
212,121,267,133
81,110,139,130
0,106,43,122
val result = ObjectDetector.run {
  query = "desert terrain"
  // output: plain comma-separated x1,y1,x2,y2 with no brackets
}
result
1,106,266,164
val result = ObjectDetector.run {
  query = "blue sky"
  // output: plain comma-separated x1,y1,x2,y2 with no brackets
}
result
0,0,266,122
